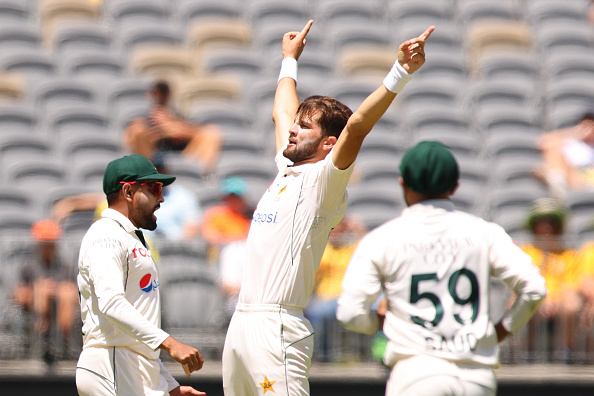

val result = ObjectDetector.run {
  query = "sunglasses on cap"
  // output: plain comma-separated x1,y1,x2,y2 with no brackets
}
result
120,181,163,197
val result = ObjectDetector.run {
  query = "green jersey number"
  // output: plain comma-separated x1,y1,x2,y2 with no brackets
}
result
410,269,479,329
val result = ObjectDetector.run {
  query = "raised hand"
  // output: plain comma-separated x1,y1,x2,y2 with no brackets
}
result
398,26,435,74
282,19,314,61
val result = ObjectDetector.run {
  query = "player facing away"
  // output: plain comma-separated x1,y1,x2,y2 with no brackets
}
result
222,20,434,396
337,141,547,396
76,154,205,396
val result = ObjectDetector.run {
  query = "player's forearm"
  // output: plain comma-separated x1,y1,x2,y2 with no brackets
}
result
501,287,547,335
337,297,380,335
273,75,299,153
346,85,397,138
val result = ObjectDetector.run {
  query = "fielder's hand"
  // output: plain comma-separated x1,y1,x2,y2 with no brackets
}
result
160,336,204,375
282,19,313,61
398,26,435,74
170,385,206,396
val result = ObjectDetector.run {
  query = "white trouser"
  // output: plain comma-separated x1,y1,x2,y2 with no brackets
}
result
76,347,171,396
222,303,314,396
386,355,497,396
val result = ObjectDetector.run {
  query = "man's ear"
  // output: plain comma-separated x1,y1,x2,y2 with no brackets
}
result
122,183,134,202
322,135,337,150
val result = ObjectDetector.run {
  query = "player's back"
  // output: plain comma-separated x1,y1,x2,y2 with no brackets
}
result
361,200,517,367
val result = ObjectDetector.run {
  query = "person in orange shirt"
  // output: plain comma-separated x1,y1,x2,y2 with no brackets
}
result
520,198,582,363
200,177,252,246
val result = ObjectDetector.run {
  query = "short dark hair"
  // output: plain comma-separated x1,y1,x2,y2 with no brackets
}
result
151,80,171,100
106,191,120,206
296,95,353,139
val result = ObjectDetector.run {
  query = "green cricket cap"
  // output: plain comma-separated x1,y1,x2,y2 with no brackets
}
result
103,154,176,195
526,198,567,231
399,141,459,195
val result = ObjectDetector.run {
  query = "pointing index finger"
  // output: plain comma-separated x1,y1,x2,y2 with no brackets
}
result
418,26,435,42
297,19,313,41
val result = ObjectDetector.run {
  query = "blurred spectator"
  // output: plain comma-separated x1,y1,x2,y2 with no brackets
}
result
536,110,594,199
520,198,582,362
218,239,246,325
122,80,223,175
200,177,252,246
304,216,367,362
12,219,79,369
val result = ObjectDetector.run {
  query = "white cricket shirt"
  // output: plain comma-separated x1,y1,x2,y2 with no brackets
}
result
337,200,546,368
238,148,354,308
78,208,170,360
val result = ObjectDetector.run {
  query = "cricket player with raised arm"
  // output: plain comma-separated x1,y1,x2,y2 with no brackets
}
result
75,154,206,396
222,20,434,396
337,141,547,396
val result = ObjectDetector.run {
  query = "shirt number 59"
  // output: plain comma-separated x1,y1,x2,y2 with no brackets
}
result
410,269,479,329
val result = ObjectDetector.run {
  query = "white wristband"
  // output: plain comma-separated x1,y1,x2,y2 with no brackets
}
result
278,57,298,84
382,61,412,93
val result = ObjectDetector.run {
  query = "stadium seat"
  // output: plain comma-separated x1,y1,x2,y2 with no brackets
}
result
216,153,276,187
403,105,470,135
347,183,404,230
544,50,594,82
0,211,38,237
39,0,102,46
105,0,172,30
0,132,53,169
0,48,57,84
0,22,41,50
317,0,383,27
177,75,243,114
62,49,126,86
160,153,205,186
70,155,117,189
45,103,110,140
534,21,594,54
466,78,540,111
0,72,24,102
60,133,123,166
106,76,152,115
327,21,392,54
6,154,68,189
129,47,196,82
482,131,540,161
389,0,453,26
0,186,35,216
335,45,397,79
527,0,591,25
475,104,541,135
201,47,264,88
324,77,381,111
176,0,243,27
546,102,593,131
187,18,252,55
0,0,32,24
187,101,253,132
355,153,402,185
474,49,540,81
544,77,594,113
246,0,310,26
34,77,98,115
413,129,479,160
395,76,463,111
161,271,224,328
118,23,184,52
0,103,39,133
458,0,520,25
51,22,113,54
465,20,533,70
491,156,547,190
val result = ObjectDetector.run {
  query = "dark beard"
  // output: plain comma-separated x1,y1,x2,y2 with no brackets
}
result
132,207,158,231
283,138,322,164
